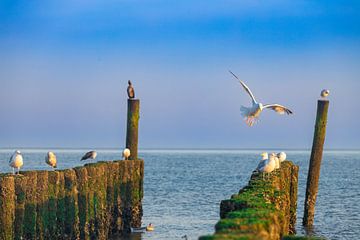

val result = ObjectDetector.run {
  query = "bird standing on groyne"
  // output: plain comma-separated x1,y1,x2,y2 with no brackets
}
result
122,148,131,160
257,152,276,178
229,70,293,126
9,150,23,174
256,152,268,171
81,151,97,161
127,80,135,99
271,153,280,170
277,152,287,162
45,151,57,169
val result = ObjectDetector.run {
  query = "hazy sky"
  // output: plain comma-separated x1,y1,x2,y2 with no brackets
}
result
0,1,359,149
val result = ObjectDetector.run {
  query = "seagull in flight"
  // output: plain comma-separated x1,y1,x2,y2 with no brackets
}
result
229,70,293,126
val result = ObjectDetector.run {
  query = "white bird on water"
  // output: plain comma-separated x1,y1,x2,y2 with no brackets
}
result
277,152,287,163
81,151,97,161
45,151,57,169
122,148,131,160
229,70,293,126
9,150,23,174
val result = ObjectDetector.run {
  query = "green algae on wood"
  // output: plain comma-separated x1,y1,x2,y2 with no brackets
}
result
0,175,15,240
203,160,299,240
0,160,144,239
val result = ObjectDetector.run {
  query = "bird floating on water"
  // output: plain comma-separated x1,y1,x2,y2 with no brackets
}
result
122,148,131,160
127,80,135,99
45,151,57,169
81,151,97,161
130,223,154,233
9,150,23,175
229,70,293,126
321,89,330,99
277,152,287,162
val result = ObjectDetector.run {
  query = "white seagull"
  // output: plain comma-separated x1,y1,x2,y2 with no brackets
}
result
271,153,280,170
257,152,276,178
277,152,287,162
321,89,330,99
122,148,131,160
9,150,23,174
81,151,97,161
229,70,293,126
45,151,57,169
256,152,268,171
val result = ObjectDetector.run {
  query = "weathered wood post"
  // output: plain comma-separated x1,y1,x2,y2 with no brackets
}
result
303,99,329,226
126,99,140,160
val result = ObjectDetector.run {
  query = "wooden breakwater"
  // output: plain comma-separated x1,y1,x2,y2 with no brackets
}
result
200,161,299,240
0,160,144,240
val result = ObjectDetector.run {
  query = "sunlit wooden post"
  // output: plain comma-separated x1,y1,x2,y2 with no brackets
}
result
126,99,140,160
303,99,329,226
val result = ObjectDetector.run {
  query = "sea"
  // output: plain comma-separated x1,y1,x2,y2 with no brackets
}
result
0,149,359,240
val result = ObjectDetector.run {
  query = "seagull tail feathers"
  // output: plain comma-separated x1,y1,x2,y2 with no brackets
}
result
240,106,250,117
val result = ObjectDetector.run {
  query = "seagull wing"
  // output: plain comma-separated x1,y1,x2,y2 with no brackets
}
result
229,70,257,104
263,104,293,115
81,151,91,161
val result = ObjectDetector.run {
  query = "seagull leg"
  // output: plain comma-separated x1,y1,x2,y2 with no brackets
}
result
12,168,15,175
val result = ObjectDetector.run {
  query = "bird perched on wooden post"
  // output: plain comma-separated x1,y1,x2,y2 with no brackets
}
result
127,80,135,99
81,150,97,161
321,89,330,99
45,151,57,169
122,148,131,160
229,70,293,126
9,150,23,174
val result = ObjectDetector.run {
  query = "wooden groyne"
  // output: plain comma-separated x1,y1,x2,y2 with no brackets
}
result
200,161,299,240
0,160,144,240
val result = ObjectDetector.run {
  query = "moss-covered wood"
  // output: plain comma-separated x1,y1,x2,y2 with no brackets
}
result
0,160,144,239
200,161,299,240
303,100,329,227
126,99,140,160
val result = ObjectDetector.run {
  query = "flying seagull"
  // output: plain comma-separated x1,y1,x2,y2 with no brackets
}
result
9,150,23,174
45,151,57,169
229,70,293,126
127,80,135,99
81,151,97,161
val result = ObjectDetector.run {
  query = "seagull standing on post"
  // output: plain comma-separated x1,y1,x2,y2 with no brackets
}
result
81,151,97,161
9,150,23,174
45,151,57,169
127,80,135,99
229,70,293,126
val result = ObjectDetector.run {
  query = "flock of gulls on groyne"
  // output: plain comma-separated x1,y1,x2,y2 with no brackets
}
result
8,148,132,174
256,151,287,178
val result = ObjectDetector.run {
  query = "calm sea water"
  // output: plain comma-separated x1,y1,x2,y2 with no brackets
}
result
0,149,359,240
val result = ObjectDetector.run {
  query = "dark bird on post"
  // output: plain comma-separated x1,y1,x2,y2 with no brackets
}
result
81,150,97,161
127,80,135,99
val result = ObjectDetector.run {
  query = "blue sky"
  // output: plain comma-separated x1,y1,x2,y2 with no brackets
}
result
0,1,359,149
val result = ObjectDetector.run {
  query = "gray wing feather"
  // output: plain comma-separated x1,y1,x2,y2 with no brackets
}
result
229,70,257,104
263,104,293,115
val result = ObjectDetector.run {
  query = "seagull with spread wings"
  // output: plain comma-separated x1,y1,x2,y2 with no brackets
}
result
229,70,293,126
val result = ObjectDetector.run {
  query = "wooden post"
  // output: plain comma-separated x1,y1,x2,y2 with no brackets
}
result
126,99,140,160
303,100,329,226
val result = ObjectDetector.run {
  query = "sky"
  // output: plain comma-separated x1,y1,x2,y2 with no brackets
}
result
0,0,359,149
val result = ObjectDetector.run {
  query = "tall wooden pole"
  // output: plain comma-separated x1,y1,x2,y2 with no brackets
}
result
126,99,140,160
303,99,329,226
